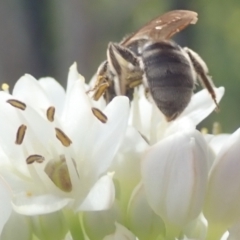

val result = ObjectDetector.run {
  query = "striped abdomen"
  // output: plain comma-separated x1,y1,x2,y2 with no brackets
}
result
142,41,194,121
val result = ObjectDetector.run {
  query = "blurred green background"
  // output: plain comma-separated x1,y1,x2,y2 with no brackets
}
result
1,0,240,133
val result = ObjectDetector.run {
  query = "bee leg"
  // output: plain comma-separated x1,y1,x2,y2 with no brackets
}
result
107,43,142,97
89,61,112,101
184,47,220,111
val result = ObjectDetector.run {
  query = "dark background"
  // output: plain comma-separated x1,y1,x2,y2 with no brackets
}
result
1,0,240,133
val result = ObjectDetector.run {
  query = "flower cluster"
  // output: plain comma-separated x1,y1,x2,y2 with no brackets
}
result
0,63,239,240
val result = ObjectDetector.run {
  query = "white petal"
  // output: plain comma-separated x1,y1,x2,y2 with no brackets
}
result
221,232,229,240
78,175,115,211
0,212,31,240
129,87,162,144
103,223,137,240
66,63,85,95
87,96,130,177
12,74,51,110
142,130,208,226
180,87,225,126
110,127,148,203
127,183,165,239
0,93,25,166
183,213,208,240
20,105,57,153
38,77,66,115
12,194,72,215
208,134,230,155
157,116,196,140
0,168,33,194
204,128,240,227
31,211,68,240
83,202,123,240
61,78,94,150
0,179,12,235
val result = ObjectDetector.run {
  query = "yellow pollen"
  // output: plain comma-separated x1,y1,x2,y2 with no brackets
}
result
1,83,9,91
201,127,208,134
212,122,222,135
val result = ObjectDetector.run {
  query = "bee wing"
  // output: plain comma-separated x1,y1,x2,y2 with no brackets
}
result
121,10,198,46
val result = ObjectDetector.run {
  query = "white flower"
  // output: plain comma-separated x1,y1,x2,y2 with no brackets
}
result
82,127,148,239
204,128,240,239
0,177,12,236
2,60,239,240
127,183,165,240
141,130,209,238
83,83,226,240
0,63,130,217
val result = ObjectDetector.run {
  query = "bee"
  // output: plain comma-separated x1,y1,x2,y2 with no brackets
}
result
91,10,219,121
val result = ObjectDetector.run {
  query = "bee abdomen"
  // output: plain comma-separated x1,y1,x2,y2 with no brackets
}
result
151,86,193,120
142,41,194,120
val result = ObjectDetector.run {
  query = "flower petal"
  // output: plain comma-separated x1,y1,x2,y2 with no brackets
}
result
0,212,31,240
39,77,66,116
103,223,137,240
110,127,148,204
127,183,165,240
12,194,72,215
208,134,230,155
66,63,85,95
0,178,12,235
180,87,225,126
12,74,51,111
87,96,130,177
78,175,115,211
31,211,68,240
204,128,240,227
61,77,94,151
142,130,208,227
83,202,123,240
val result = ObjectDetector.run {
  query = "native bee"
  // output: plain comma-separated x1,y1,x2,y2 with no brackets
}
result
91,10,219,121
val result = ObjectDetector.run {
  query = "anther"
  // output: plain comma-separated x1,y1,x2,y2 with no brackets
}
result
7,99,26,111
92,107,108,123
46,106,55,122
15,124,27,145
55,128,72,147
26,154,45,164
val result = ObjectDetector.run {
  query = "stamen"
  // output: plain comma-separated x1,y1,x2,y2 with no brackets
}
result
45,156,72,192
55,128,72,147
7,99,26,110
212,122,222,135
15,124,27,145
93,82,109,101
26,154,45,164
46,106,55,122
201,127,208,134
92,107,108,123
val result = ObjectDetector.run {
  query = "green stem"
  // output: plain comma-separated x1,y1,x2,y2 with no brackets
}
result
205,223,226,240
63,209,85,240
164,222,181,240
